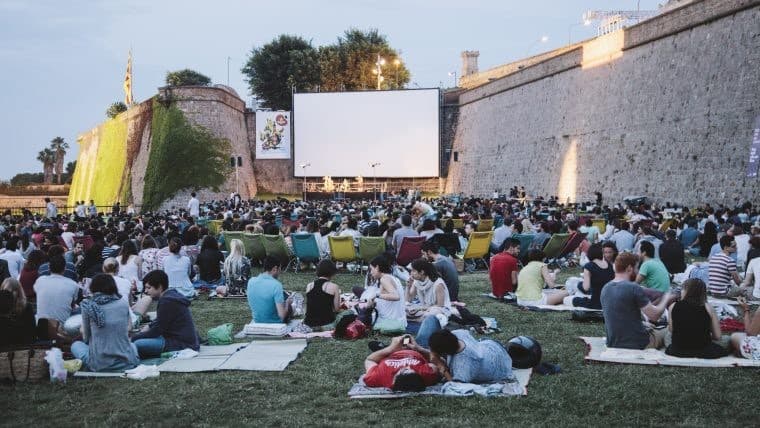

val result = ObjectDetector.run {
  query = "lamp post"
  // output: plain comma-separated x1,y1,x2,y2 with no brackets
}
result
448,71,457,88
300,162,310,201
374,54,386,90
370,162,381,201
393,58,401,88
226,56,231,86
525,35,549,56
568,20,591,44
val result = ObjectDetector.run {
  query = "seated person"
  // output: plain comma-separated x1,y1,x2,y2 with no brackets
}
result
34,254,81,336
730,297,760,360
219,239,251,297
194,236,225,290
421,240,460,302
71,274,140,371
708,235,744,297
635,240,671,302
659,230,686,275
488,238,520,300
247,256,293,323
601,253,676,350
303,260,342,330
566,243,614,309
363,335,440,391
515,249,567,306
665,278,729,359
0,279,36,346
131,270,200,358
427,328,514,383
406,258,451,318
365,255,406,332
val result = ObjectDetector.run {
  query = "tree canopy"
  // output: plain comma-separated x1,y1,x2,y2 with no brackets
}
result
242,29,409,110
241,35,321,111
165,69,212,87
106,101,128,118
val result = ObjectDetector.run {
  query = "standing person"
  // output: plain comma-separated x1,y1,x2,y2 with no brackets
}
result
187,192,200,219
131,270,200,359
88,200,98,217
162,237,196,299
420,241,460,302
600,253,675,350
488,238,520,300
247,256,292,323
665,278,729,359
45,197,57,219
71,274,140,372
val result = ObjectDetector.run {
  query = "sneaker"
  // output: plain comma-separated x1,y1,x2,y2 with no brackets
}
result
368,340,387,352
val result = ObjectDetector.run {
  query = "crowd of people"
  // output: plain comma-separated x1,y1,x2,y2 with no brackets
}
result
0,192,758,383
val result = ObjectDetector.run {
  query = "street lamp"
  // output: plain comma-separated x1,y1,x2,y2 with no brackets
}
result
374,54,386,90
369,162,381,201
568,20,592,44
525,35,549,56
448,71,457,88
300,162,310,201
393,58,401,88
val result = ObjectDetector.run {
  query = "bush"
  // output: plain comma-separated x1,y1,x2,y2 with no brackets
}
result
106,101,128,118
165,69,211,87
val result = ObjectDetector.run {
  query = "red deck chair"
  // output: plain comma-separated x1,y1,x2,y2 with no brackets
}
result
396,236,426,266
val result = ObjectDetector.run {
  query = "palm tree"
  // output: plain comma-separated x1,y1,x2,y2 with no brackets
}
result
36,149,55,184
49,137,69,184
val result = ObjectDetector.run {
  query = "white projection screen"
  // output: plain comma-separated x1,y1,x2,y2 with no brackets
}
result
293,89,440,177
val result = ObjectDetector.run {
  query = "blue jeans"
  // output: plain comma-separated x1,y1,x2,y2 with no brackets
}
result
415,315,442,348
133,336,166,359
194,276,224,290
72,340,139,371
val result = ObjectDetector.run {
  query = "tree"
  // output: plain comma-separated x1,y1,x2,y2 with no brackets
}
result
36,148,55,184
106,101,128,119
165,69,211,87
49,137,69,184
241,35,321,110
65,160,77,177
319,29,410,91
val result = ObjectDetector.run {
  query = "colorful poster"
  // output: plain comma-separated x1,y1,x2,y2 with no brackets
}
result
255,111,291,159
747,115,760,178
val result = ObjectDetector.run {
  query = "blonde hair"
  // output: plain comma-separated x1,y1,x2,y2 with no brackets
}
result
103,257,119,274
2,278,26,315
224,239,246,279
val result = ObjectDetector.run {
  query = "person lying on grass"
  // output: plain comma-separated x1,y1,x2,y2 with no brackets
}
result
427,328,514,384
515,249,567,306
730,297,760,360
363,335,440,392
131,270,200,359
600,252,677,350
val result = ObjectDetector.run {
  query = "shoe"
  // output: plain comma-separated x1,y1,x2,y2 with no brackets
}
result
535,362,561,375
368,340,387,352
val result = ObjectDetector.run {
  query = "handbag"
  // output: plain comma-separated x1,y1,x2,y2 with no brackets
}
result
0,344,50,382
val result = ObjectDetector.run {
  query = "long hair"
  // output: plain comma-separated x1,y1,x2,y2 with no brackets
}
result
120,240,137,265
1,278,26,315
681,278,707,307
223,239,246,278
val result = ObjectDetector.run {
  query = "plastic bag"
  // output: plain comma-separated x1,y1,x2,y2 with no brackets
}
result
45,348,67,383
207,323,234,345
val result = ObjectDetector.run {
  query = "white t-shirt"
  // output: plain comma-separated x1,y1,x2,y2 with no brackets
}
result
188,197,200,217
744,257,760,299
112,275,133,306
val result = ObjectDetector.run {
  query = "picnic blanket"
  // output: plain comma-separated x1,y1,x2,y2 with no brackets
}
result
155,340,306,373
581,336,760,368
348,368,532,399
708,297,760,307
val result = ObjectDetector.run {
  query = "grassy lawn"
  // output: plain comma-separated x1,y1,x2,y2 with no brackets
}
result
2,267,757,427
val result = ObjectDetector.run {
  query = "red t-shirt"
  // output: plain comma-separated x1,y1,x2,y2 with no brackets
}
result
363,350,439,388
489,252,519,297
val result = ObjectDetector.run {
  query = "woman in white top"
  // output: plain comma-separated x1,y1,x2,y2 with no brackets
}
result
162,237,196,299
102,257,133,306
368,255,406,329
338,217,362,248
741,254,760,300
406,258,451,317
117,240,142,292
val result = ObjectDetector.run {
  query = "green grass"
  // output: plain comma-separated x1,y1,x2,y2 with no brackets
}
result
2,268,757,427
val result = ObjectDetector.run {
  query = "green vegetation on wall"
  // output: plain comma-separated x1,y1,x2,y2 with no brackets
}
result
74,117,128,207
142,99,231,211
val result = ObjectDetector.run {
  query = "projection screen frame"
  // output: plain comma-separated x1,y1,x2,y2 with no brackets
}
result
291,88,441,178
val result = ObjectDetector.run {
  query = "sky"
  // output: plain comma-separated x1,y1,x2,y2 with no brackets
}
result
0,0,663,180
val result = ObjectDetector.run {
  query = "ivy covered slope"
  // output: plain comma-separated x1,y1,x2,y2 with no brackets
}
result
142,99,231,211
68,116,128,207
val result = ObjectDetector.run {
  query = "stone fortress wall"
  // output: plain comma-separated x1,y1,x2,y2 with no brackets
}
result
445,0,760,206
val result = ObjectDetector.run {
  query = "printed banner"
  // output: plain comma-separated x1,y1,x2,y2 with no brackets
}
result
255,111,291,159
747,115,760,178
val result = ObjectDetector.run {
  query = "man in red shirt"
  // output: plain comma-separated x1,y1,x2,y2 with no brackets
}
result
363,335,440,391
489,238,521,299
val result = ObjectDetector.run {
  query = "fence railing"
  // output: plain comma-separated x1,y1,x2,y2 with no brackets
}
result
0,205,140,217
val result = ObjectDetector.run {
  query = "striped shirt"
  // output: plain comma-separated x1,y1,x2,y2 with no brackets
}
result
708,253,735,295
